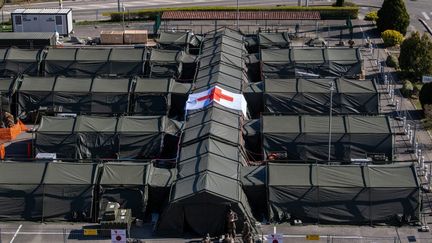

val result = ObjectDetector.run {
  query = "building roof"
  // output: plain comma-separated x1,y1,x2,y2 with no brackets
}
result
12,8,72,14
162,11,321,20
0,32,55,40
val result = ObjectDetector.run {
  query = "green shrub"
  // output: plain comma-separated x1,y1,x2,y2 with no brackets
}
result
399,32,432,79
377,0,410,35
419,82,432,108
400,80,413,98
364,11,378,21
381,30,404,47
386,54,399,68
104,6,359,21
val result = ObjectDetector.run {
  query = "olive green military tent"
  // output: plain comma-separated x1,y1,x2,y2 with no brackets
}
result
0,161,98,222
262,115,393,161
261,78,379,114
43,48,147,77
261,48,362,78
98,163,149,220
4,47,42,76
258,32,290,48
35,116,168,160
267,163,420,224
17,76,132,115
132,78,191,116
156,31,200,50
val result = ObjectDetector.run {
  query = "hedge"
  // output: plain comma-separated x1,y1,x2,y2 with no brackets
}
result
104,6,359,22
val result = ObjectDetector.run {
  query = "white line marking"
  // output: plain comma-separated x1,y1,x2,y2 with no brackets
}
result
422,12,430,21
9,224,22,243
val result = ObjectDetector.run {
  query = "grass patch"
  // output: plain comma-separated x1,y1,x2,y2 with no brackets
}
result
422,118,432,131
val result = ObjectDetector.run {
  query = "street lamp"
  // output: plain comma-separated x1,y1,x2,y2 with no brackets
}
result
328,81,335,161
236,0,239,30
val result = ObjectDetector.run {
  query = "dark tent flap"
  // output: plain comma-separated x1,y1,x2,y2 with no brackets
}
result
45,48,77,61
240,166,266,187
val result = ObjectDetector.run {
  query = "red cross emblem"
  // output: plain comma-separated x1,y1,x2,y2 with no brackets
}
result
197,87,234,102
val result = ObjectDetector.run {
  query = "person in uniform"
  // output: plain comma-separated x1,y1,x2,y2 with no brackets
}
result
226,208,238,239
242,220,253,243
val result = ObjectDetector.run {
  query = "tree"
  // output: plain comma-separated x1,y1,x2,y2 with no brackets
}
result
399,32,432,79
377,0,410,35
335,0,345,6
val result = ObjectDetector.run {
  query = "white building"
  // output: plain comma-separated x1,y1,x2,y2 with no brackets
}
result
11,8,73,36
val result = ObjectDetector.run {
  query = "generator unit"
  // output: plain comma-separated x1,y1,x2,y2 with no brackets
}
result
11,8,73,36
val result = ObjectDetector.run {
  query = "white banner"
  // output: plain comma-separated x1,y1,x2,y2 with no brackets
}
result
185,86,247,116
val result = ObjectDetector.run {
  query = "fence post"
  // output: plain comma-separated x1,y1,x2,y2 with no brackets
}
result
63,228,67,243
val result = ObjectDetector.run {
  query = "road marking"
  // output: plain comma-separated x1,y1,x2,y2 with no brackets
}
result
422,12,430,21
9,224,22,243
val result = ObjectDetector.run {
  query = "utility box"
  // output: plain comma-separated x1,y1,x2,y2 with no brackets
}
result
100,31,124,45
124,30,148,44
11,8,73,36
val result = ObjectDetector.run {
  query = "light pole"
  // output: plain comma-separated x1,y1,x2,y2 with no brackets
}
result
328,81,335,161
236,0,239,30
122,5,125,32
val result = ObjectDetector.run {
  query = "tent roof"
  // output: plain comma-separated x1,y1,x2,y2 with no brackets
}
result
43,162,97,185
75,116,117,132
185,107,240,130
182,121,239,145
0,161,46,184
0,48,8,61
19,76,55,92
117,116,163,133
178,153,239,179
44,48,77,61
109,48,146,61
258,32,290,47
75,48,111,61
261,48,361,63
150,49,180,62
172,171,240,203
268,163,419,188
99,162,148,185
6,48,40,61
157,31,190,45
134,78,171,93
38,116,165,133
53,77,92,92
264,78,376,93
180,137,241,162
38,116,76,132
263,115,391,134
0,77,16,92
199,52,242,69
91,78,130,93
